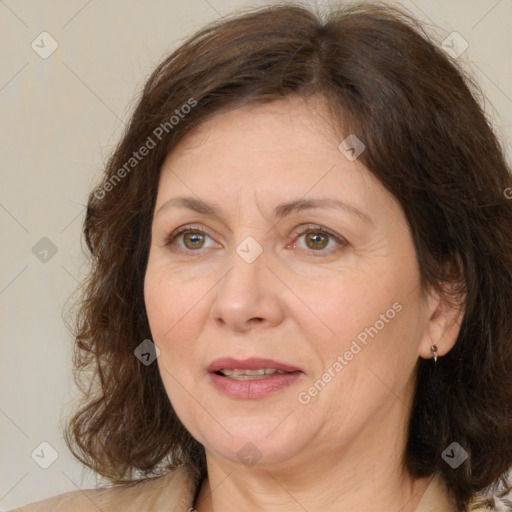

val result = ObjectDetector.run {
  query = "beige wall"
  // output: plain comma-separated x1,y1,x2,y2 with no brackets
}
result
1,0,510,508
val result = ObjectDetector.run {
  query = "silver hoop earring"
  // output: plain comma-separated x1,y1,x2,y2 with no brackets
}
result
431,344,439,363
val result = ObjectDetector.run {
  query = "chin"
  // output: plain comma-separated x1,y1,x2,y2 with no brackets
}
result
194,415,313,466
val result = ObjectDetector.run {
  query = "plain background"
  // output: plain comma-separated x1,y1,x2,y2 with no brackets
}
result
0,0,511,509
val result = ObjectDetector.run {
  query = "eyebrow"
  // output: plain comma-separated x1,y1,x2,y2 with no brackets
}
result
156,196,373,225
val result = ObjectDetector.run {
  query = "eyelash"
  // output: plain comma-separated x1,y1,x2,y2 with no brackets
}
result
165,224,348,257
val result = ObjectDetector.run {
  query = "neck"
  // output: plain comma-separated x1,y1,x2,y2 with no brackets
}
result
194,434,432,512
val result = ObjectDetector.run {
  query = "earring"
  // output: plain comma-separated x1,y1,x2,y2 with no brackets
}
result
431,345,439,363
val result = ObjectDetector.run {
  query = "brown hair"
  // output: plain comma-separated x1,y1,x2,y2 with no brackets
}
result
65,3,512,510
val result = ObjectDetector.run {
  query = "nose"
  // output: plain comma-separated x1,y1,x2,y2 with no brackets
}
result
210,243,286,333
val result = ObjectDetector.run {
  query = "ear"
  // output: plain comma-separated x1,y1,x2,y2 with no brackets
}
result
418,286,465,360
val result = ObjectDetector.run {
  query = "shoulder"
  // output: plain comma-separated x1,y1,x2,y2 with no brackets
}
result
415,473,504,512
469,469,512,512
9,466,199,512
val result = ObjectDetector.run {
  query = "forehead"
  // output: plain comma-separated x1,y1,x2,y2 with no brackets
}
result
161,96,347,183
155,95,399,223
166,94,340,163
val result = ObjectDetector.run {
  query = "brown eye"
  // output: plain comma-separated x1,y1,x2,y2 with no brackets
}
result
182,231,206,250
305,232,329,250
166,226,218,253
292,225,347,256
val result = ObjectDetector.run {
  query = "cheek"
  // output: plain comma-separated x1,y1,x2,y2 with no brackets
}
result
304,277,394,349
308,269,420,380
144,269,200,406
144,261,208,342
144,268,214,408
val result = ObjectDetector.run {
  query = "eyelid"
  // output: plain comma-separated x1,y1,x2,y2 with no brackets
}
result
291,223,343,240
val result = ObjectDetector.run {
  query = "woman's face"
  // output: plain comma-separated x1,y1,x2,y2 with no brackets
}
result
144,95,443,471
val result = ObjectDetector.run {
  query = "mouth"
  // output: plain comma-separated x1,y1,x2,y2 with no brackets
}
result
215,368,295,380
207,357,303,377
207,357,304,398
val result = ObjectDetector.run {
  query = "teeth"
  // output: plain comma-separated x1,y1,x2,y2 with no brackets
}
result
219,368,288,380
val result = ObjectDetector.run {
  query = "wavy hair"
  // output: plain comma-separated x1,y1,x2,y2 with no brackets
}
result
64,3,512,510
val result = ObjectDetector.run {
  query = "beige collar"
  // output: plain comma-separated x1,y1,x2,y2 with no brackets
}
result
191,468,458,512
13,465,484,511
414,474,456,512
190,471,457,512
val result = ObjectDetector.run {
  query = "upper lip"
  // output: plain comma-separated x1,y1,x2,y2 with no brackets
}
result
207,357,302,373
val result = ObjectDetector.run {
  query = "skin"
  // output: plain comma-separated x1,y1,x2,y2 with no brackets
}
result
144,95,463,512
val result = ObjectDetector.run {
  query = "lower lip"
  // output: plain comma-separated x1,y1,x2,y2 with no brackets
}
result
208,371,303,399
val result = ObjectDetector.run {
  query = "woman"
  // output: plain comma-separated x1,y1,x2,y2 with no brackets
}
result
12,2,512,511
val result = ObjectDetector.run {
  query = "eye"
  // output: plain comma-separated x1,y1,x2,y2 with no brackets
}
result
165,226,219,253
290,225,348,256
165,224,347,256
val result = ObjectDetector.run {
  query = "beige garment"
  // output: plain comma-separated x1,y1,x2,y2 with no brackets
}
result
10,467,484,512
